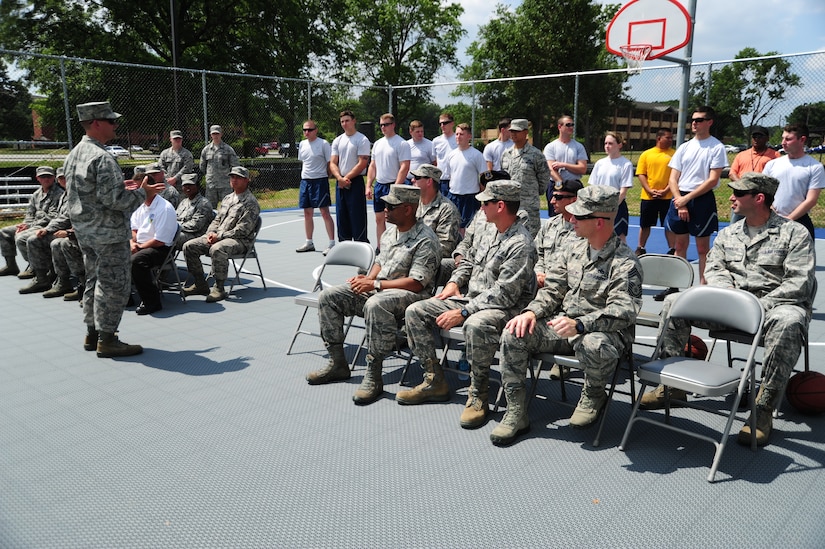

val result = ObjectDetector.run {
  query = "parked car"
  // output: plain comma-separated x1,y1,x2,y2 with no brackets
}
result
808,144,825,154
105,145,130,157
254,145,270,157
130,145,143,152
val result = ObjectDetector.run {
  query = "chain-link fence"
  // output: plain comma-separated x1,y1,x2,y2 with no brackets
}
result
1,48,824,216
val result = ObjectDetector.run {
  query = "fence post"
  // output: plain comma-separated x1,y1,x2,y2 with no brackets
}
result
388,85,393,115
59,57,73,149
471,82,476,141
573,74,580,139
201,70,209,141
307,81,312,120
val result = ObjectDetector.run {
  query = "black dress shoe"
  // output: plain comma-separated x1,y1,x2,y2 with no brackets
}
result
136,302,162,315
653,287,679,302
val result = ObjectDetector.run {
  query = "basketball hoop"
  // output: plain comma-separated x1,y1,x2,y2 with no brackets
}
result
620,44,652,75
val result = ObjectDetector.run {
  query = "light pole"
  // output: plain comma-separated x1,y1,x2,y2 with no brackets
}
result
170,0,180,129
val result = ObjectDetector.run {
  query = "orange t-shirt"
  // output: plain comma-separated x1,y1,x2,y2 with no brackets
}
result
730,148,780,179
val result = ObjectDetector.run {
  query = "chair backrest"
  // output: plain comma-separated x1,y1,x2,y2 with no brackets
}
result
668,286,764,336
638,253,694,289
313,241,375,290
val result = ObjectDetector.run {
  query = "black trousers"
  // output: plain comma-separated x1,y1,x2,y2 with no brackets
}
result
131,246,170,306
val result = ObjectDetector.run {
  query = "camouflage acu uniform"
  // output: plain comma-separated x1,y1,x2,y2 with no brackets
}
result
534,214,579,276
199,142,240,206
501,143,552,238
65,135,146,333
0,183,63,263
657,212,814,404
183,189,260,282
175,193,215,249
21,186,69,274
407,221,537,390
499,235,643,393
319,220,439,361
417,191,461,258
159,185,180,209
158,145,195,190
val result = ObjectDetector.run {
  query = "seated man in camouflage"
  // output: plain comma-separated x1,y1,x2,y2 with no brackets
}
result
490,185,642,446
402,180,537,429
306,184,439,406
145,162,180,208
183,166,260,303
411,163,460,259
641,172,814,447
175,173,215,249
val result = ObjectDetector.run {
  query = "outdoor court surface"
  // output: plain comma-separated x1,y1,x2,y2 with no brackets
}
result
1,207,824,548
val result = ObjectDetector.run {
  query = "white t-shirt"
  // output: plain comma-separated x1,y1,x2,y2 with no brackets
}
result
483,138,514,171
130,195,177,246
371,134,411,183
763,154,825,217
433,134,457,179
668,135,728,192
298,138,331,179
447,147,486,194
407,137,436,172
588,156,634,195
331,131,370,176
543,139,588,181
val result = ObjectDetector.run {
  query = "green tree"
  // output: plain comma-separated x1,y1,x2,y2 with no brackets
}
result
458,0,623,149
690,48,801,141
788,101,825,132
342,0,464,122
0,63,32,140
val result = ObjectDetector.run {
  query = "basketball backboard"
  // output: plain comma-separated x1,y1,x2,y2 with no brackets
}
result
606,0,692,60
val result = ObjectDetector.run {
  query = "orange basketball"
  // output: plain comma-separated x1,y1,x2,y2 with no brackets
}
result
786,371,825,415
684,335,708,360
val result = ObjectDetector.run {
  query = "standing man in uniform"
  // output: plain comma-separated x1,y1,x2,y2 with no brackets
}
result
295,119,335,255
199,125,240,207
366,113,411,250
64,101,165,357
635,128,676,256
501,118,552,237
665,106,728,285
489,186,642,445
483,118,513,171
543,115,588,215
158,129,195,192
305,185,439,406
330,110,371,243
763,123,824,239
410,163,460,259
402,180,537,429
433,112,457,196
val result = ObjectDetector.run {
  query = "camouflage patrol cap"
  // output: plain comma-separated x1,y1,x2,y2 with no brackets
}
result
76,101,121,122
382,184,421,205
508,118,529,131
553,179,584,194
229,166,249,179
410,164,442,183
56,167,65,178
35,166,55,177
476,180,521,203
729,171,779,196
566,185,620,216
144,162,164,174
133,165,147,177
181,173,199,186
169,130,183,139
480,169,510,185
210,125,223,134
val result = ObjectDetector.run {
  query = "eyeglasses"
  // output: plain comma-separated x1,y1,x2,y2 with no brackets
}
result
302,127,316,132
439,120,453,126
561,122,574,127
573,213,610,221
551,193,576,200
732,189,757,198
379,122,393,127
691,117,710,123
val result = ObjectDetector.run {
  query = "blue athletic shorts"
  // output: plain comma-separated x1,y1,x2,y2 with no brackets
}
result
448,192,480,229
298,177,332,209
639,199,670,229
373,182,391,213
665,190,718,237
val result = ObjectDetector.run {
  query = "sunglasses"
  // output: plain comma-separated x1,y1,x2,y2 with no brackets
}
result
379,122,393,127
481,200,500,207
573,213,610,221
561,122,574,127
691,117,710,123
412,175,427,180
732,189,757,198
385,203,403,211
751,133,767,138
439,120,453,126
99,119,117,125
551,193,576,200
302,127,316,132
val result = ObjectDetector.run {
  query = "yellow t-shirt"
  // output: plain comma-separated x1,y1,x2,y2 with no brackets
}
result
635,146,675,200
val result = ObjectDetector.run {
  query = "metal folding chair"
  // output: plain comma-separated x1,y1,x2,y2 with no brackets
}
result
153,225,185,301
635,254,694,346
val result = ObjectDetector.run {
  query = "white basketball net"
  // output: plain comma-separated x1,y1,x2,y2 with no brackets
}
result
620,44,652,75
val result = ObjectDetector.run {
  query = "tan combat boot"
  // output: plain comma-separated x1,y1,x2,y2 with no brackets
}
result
490,385,530,446
396,360,450,405
19,271,52,294
639,384,688,409
353,356,384,405
96,331,143,358
549,363,570,380
306,344,350,385
569,386,607,428
738,385,778,446
460,374,489,429
0,256,19,276
83,326,99,351
43,276,71,298
184,279,210,296
206,280,227,302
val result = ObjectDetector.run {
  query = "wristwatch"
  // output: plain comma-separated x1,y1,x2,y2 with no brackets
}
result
373,280,382,292
575,319,585,334
460,308,470,319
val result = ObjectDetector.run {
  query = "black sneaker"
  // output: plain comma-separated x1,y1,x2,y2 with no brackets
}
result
653,287,679,302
